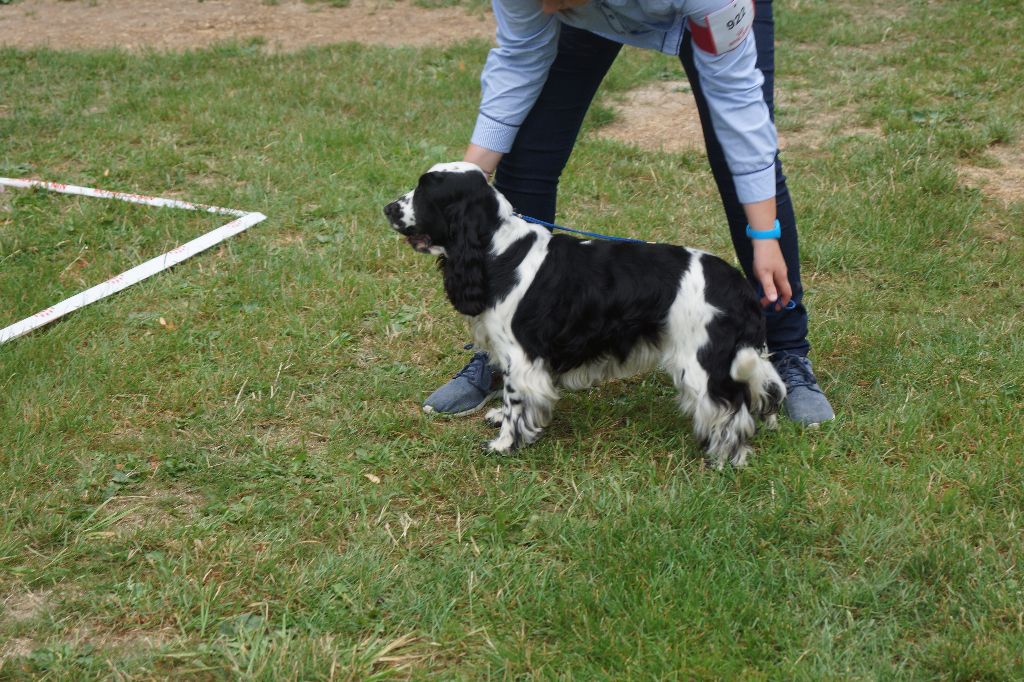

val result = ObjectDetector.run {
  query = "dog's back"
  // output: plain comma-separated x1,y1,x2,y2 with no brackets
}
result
510,236,696,375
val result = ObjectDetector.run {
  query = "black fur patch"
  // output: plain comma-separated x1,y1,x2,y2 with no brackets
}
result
487,232,537,307
511,237,692,373
699,255,766,407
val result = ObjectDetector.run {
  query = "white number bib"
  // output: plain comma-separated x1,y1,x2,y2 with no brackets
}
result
689,0,755,55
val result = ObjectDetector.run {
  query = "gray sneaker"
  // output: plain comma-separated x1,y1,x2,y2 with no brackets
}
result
423,350,501,416
771,352,835,427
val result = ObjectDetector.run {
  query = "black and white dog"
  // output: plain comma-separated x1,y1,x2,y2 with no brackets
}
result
383,162,785,468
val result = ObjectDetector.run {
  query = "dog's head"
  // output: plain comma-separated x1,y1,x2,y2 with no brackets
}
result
383,162,499,316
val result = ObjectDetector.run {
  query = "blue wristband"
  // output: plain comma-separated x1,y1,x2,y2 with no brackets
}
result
746,219,781,240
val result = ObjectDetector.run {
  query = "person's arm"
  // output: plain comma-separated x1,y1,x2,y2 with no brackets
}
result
744,197,791,309
680,0,791,308
470,0,561,159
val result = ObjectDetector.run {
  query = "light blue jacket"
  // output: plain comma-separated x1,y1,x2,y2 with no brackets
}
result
471,0,778,204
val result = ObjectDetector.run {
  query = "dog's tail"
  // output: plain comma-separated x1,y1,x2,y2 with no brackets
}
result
730,347,786,421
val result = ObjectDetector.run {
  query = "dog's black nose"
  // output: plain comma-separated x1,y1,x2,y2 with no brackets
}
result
384,201,401,222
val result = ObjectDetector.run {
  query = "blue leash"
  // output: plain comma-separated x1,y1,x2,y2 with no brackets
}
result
514,212,648,244
515,212,796,311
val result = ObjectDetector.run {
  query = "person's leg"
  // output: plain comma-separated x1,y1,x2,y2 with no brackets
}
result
494,25,623,221
679,0,833,424
424,26,622,415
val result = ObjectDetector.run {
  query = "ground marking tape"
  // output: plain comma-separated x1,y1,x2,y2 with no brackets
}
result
0,177,267,345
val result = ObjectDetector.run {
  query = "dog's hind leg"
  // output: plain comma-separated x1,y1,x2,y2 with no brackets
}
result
731,347,786,430
671,366,755,469
693,396,756,469
485,355,558,454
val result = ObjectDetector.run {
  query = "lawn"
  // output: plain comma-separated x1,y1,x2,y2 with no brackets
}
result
1,0,1023,678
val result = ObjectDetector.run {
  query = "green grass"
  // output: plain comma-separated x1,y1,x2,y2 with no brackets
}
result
1,0,1023,678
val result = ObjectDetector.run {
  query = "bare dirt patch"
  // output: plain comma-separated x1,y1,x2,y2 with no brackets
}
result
1,628,177,665
2,590,51,624
0,0,495,52
776,87,883,150
0,637,35,663
64,624,178,651
1,585,178,664
958,144,1024,205
99,482,205,536
1,590,51,662
594,80,706,154
593,79,883,155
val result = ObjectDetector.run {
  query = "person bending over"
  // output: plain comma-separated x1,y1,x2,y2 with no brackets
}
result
423,0,834,426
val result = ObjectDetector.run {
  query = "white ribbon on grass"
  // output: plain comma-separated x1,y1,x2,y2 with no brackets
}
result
0,177,267,345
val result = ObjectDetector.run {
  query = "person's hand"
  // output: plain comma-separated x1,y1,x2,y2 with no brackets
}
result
752,239,792,310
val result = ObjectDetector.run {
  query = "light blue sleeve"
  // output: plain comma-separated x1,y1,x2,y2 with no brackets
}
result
688,8,778,204
471,0,561,154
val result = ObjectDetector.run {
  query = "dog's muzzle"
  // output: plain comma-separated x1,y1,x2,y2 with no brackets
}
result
383,200,407,230
384,199,433,253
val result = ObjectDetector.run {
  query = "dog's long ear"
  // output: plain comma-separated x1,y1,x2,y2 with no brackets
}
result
441,186,495,316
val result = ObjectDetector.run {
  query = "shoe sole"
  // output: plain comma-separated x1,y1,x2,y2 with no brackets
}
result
422,389,500,418
790,414,835,429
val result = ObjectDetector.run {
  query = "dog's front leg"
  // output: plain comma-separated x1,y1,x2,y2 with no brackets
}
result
484,407,503,427
484,359,558,454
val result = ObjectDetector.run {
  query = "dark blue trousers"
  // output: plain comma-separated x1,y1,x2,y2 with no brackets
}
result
493,0,809,355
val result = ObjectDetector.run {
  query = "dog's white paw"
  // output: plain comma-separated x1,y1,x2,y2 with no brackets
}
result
484,407,503,426
729,446,752,468
763,414,779,431
484,433,516,454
